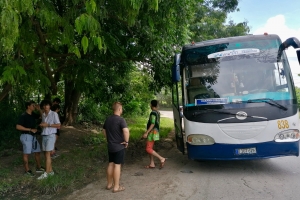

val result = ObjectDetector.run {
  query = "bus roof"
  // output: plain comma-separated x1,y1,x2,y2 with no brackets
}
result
182,34,281,51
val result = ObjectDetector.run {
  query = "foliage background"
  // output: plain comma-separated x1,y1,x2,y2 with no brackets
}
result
0,0,250,149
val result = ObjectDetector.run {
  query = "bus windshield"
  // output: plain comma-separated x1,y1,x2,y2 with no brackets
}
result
182,38,295,106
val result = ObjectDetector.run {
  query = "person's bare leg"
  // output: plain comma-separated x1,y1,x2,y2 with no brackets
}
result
53,135,58,153
34,152,41,168
44,151,52,173
146,141,156,167
113,164,122,190
23,154,29,172
107,162,114,188
151,151,165,163
149,154,155,167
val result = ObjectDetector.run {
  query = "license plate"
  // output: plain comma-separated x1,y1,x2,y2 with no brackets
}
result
235,147,257,155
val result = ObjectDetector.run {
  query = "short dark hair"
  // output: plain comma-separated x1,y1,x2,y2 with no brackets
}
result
150,100,158,107
51,104,60,111
40,99,46,108
41,99,52,107
25,100,35,109
53,97,61,104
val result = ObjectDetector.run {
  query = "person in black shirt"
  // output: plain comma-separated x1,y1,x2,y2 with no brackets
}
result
16,100,44,176
103,102,129,193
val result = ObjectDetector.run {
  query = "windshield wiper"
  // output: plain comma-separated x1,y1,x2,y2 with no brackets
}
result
242,98,287,111
193,109,236,116
193,108,260,119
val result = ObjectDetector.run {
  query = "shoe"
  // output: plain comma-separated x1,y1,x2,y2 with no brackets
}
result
112,186,125,193
144,165,156,169
159,159,166,169
24,170,34,177
48,171,55,176
37,172,48,180
106,184,114,190
36,166,45,173
51,153,59,159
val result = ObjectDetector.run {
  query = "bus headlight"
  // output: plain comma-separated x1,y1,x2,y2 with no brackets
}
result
274,129,300,142
187,134,215,145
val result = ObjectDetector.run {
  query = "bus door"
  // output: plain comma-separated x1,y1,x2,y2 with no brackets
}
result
172,82,185,154
172,55,185,154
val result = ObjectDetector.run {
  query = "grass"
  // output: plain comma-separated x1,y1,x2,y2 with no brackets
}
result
128,116,174,141
0,116,174,198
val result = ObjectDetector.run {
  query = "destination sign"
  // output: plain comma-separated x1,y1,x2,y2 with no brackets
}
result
195,98,228,105
207,48,260,58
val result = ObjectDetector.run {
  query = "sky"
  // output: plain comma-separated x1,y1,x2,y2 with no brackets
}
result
227,0,300,87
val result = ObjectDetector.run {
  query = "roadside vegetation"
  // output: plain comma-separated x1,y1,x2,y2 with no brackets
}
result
0,0,254,199
0,116,174,199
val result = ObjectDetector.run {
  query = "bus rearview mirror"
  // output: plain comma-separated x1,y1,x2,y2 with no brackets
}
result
283,37,300,49
297,50,300,65
172,64,180,82
174,53,181,65
172,53,181,82
278,37,300,62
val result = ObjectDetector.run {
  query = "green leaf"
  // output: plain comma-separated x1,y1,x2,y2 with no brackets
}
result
86,0,97,14
74,47,81,58
97,36,102,50
75,14,87,34
81,36,89,54
69,45,81,58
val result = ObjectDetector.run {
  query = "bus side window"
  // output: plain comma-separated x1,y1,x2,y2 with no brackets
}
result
274,63,288,92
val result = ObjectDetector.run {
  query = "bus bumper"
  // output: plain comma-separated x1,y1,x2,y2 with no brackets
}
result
186,141,299,160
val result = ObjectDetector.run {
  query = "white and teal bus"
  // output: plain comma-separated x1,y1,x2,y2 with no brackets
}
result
172,34,300,160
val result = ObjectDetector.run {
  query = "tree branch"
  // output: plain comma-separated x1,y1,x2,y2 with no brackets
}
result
0,83,12,102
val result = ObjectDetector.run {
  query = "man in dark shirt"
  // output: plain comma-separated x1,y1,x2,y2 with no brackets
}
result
16,100,44,176
103,102,129,193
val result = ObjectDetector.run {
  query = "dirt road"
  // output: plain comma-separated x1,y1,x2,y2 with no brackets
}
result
65,112,300,200
66,143,187,200
66,111,183,200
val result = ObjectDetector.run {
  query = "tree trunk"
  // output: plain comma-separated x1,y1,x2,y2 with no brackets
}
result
45,93,52,101
63,79,81,126
0,83,12,102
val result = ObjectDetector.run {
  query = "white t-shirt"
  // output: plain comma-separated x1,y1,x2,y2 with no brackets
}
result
41,110,60,135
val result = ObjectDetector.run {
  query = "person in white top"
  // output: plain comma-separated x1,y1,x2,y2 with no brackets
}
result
37,100,61,180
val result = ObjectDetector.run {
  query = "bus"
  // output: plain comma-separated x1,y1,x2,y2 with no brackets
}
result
171,34,300,160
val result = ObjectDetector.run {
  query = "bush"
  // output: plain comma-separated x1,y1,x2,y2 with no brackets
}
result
77,99,110,124
123,100,149,117
0,102,20,151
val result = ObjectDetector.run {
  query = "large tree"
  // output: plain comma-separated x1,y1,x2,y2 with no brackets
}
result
0,0,248,125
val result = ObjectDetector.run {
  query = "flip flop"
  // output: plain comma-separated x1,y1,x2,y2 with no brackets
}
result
159,159,166,169
106,185,114,190
144,165,155,169
145,165,155,169
112,186,125,193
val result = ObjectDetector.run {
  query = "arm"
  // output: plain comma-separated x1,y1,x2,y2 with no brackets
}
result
121,127,130,148
143,113,156,138
16,124,38,133
143,124,154,139
39,122,61,128
103,129,107,138
40,112,61,128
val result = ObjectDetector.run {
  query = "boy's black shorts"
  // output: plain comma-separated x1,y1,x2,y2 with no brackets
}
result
108,149,125,164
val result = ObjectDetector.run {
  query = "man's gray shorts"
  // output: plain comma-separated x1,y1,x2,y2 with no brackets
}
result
20,134,41,154
42,134,56,152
